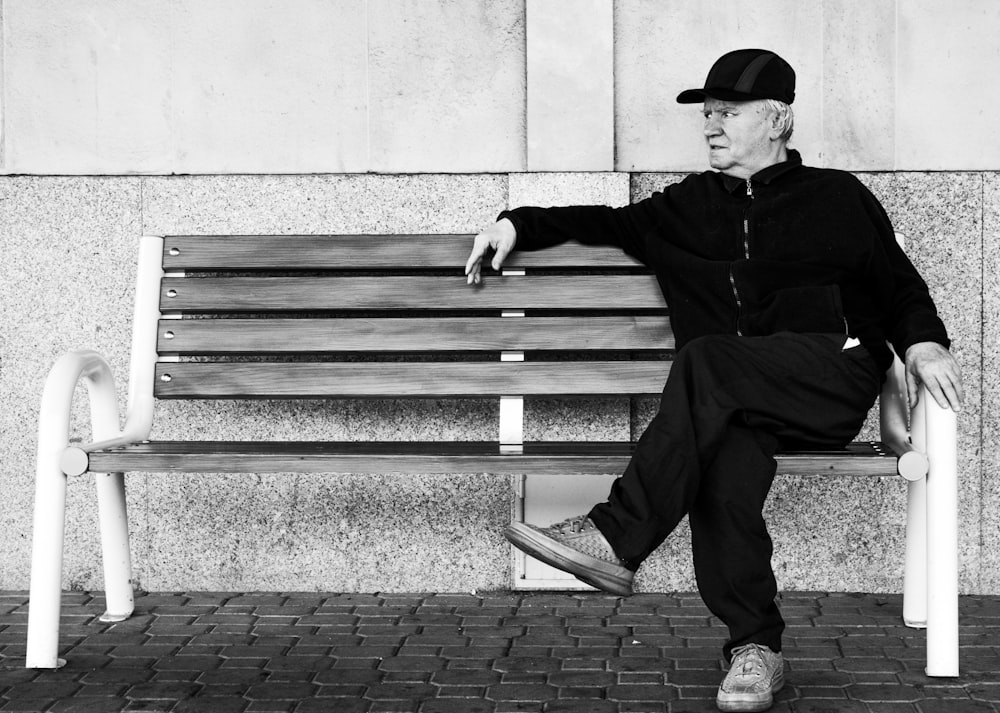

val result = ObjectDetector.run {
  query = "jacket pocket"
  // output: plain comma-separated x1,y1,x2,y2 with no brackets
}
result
744,285,846,336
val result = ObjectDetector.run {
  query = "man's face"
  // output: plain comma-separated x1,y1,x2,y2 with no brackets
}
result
702,98,780,179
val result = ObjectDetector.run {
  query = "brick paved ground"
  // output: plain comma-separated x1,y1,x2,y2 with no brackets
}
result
0,590,998,712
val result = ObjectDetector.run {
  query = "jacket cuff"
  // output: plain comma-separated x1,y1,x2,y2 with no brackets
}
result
897,333,951,360
496,210,524,250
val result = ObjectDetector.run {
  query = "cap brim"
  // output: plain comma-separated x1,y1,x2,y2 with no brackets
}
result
675,87,767,104
675,88,707,104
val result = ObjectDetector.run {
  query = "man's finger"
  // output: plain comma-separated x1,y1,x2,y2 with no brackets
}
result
924,379,950,412
464,254,480,284
906,370,920,410
491,242,512,271
464,240,486,275
938,374,964,412
913,372,964,413
465,238,490,284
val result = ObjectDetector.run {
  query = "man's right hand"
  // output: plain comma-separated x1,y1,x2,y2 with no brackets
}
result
465,218,517,285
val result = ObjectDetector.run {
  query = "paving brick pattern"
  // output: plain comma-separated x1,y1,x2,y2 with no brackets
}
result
1,591,998,712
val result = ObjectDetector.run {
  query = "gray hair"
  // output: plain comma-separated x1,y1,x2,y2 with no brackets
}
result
763,99,794,141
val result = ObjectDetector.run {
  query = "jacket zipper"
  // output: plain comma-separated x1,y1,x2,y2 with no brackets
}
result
742,179,753,259
729,268,743,336
730,179,754,336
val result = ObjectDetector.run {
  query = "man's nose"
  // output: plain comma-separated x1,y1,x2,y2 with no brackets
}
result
704,115,722,136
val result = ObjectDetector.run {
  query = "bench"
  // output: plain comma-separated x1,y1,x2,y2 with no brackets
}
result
27,233,958,675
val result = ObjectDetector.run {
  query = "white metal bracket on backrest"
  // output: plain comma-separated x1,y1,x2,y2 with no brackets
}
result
125,236,169,441
499,269,526,454
159,270,184,361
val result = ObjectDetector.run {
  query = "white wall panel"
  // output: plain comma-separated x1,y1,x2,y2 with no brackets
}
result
2,0,369,174
821,0,896,170
526,0,613,171
897,0,1000,170
367,0,525,172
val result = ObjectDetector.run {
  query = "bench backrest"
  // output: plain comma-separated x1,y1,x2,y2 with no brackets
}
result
152,235,673,401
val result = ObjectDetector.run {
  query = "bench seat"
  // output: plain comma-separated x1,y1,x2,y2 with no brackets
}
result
85,440,900,476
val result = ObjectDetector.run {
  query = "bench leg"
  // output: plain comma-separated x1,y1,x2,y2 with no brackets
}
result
905,390,960,677
27,349,131,668
25,457,68,669
95,472,134,623
920,396,959,677
903,476,928,629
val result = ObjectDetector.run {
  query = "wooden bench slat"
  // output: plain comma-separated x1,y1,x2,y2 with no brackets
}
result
153,361,672,398
88,440,900,477
160,275,665,312
162,235,643,270
158,316,674,354
89,441,635,475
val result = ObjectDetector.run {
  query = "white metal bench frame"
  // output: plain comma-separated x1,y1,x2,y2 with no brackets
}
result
26,235,960,675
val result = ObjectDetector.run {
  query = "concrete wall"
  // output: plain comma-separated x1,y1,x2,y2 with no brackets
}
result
1,0,998,596
3,0,1000,174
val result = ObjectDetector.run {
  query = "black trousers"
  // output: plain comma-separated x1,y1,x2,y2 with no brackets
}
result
588,332,882,660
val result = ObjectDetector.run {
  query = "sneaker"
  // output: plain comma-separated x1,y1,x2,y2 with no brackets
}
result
716,643,784,712
505,516,634,596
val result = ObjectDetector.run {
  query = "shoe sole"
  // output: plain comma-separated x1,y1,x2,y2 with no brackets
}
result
716,672,784,712
505,522,634,596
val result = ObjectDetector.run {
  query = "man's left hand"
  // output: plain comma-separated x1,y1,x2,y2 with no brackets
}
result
905,341,964,412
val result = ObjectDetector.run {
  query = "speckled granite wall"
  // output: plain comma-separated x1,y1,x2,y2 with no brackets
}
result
983,174,1000,593
1,171,992,595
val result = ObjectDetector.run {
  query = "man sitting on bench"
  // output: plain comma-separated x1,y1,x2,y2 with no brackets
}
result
464,49,963,713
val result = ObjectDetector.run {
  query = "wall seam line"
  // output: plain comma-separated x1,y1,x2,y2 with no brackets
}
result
819,0,825,167
979,171,985,594
364,0,371,174
892,0,899,171
523,0,530,171
609,0,617,173
1,0,7,172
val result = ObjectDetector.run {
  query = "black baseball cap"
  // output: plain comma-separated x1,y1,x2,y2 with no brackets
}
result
676,49,795,104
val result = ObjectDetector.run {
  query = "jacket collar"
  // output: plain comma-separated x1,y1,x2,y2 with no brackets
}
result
720,149,802,193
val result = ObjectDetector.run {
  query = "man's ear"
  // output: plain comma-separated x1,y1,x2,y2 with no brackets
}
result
769,113,783,139
770,112,792,142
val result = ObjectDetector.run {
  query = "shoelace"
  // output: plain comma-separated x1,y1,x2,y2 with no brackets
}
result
550,515,596,534
729,643,767,681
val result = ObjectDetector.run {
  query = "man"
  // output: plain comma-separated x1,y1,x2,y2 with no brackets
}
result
465,49,963,713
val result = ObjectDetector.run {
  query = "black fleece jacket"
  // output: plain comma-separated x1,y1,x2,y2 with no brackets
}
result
500,150,949,375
